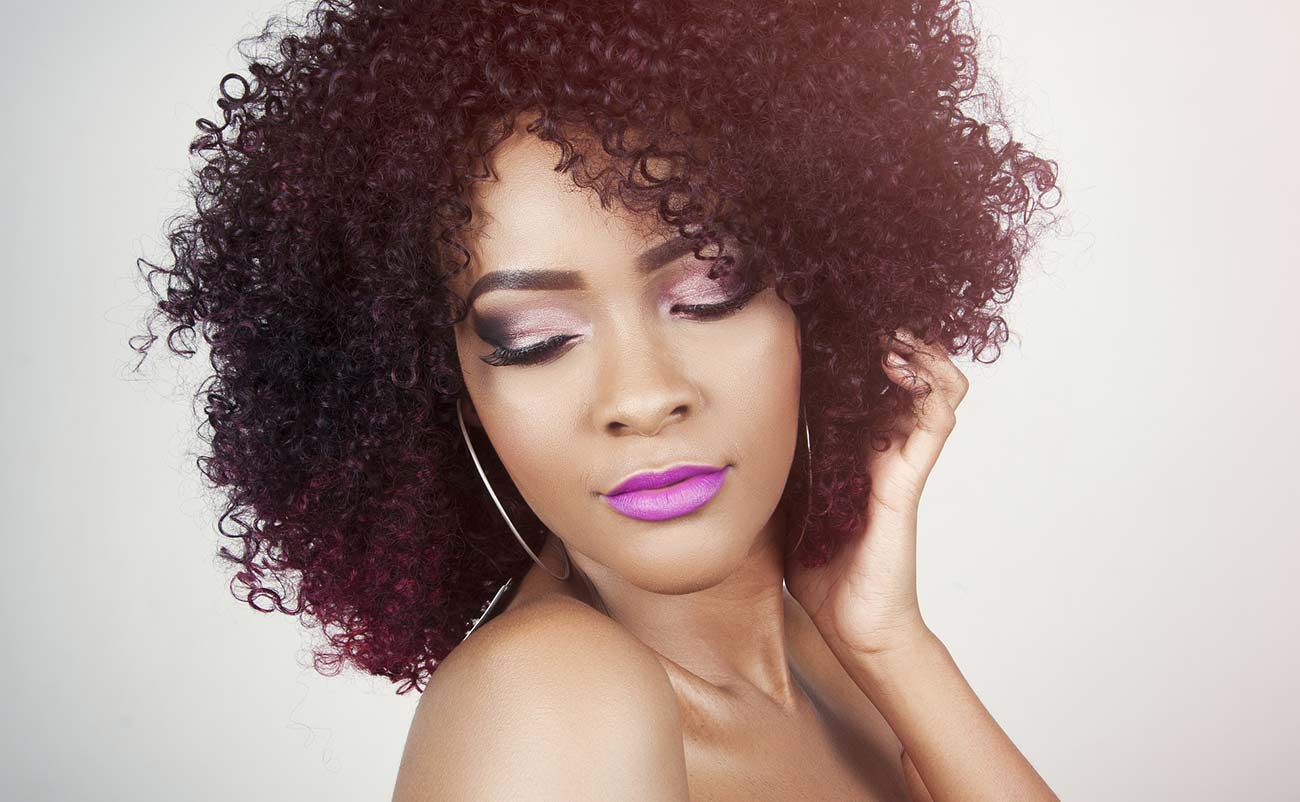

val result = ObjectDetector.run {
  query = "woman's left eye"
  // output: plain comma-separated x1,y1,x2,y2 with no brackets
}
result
671,281,764,320
480,283,764,368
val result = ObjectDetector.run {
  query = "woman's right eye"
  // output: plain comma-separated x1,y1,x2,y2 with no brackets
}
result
479,334,578,367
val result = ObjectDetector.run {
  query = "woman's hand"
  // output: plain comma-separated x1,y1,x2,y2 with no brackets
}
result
784,327,970,660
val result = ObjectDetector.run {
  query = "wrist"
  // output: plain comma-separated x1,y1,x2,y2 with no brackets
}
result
826,612,934,661
837,625,946,688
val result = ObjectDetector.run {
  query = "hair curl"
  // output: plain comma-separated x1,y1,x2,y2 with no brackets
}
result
132,0,1059,693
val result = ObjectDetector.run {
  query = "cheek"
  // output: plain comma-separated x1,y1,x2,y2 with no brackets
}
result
454,329,587,498
478,395,582,495
709,301,802,500
466,384,590,520
705,300,801,428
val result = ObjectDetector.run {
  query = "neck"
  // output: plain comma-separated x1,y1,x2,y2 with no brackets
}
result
566,502,805,710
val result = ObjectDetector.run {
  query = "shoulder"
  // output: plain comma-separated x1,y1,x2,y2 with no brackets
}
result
392,595,690,802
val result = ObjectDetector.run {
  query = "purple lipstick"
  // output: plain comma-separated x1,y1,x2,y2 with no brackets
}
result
602,464,730,521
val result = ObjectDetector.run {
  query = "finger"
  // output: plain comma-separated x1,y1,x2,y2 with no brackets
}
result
880,343,957,481
884,329,969,409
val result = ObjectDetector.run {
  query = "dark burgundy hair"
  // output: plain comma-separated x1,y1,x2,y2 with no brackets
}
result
132,0,1058,693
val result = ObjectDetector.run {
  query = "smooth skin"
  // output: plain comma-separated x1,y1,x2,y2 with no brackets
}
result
786,328,1061,802
393,114,1059,801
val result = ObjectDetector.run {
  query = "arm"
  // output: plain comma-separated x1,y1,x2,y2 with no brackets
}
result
784,329,1060,802
843,628,1059,802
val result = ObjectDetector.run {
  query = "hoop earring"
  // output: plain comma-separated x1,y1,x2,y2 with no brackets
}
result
456,397,571,581
785,402,813,558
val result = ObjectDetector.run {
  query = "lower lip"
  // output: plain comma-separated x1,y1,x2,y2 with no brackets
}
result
602,466,731,521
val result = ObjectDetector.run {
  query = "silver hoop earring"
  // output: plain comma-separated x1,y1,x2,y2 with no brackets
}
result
456,397,571,581
785,402,813,558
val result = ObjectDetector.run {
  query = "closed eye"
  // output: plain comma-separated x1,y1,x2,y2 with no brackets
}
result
479,282,765,367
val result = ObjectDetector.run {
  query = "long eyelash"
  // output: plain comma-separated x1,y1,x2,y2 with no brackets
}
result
479,334,577,367
672,281,764,319
481,283,765,367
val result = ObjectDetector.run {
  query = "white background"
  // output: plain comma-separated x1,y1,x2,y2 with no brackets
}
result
3,1,1297,799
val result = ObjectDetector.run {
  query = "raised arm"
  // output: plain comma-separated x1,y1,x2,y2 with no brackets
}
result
847,628,1058,802
784,328,1059,802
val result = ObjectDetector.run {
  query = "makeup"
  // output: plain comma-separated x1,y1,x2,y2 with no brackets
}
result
601,464,730,521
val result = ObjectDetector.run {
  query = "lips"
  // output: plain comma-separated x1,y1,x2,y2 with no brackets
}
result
602,464,731,522
605,463,726,495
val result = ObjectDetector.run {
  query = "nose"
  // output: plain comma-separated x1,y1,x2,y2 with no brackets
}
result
592,330,700,438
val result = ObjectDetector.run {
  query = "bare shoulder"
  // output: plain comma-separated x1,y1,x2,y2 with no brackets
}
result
392,595,690,802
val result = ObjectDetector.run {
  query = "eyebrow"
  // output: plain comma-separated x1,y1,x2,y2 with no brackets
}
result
464,234,704,310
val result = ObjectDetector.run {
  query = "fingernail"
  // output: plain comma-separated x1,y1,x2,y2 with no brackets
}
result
885,351,907,367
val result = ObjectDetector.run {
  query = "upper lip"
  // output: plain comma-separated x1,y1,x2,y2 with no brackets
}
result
604,463,727,496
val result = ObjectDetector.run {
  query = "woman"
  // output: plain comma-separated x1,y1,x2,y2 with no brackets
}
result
133,0,1060,799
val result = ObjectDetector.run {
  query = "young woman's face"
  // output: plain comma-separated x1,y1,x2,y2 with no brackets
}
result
451,123,802,595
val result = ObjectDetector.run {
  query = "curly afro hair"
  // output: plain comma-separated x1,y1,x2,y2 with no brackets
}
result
131,0,1058,693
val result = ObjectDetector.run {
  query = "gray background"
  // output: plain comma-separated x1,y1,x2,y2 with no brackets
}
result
3,0,1296,799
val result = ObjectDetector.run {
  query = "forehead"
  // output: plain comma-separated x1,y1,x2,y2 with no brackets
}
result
456,127,672,286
